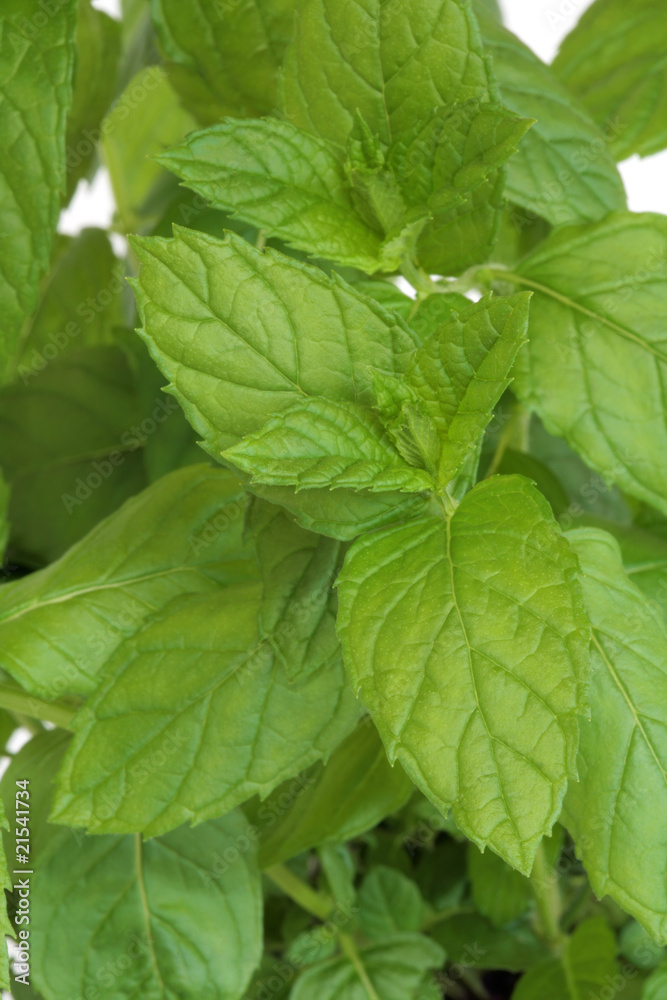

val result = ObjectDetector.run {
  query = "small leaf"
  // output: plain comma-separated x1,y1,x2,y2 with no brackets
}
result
467,844,532,927
337,475,590,873
370,370,441,473
358,866,425,939
512,918,618,1000
224,397,434,494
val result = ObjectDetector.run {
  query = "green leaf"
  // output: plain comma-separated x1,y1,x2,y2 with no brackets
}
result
319,842,356,911
290,934,444,1000
358,866,425,939
370,370,441,474
508,212,667,516
11,229,123,383
31,813,262,1000
52,584,359,836
474,4,626,226
336,474,590,874
645,962,667,1000
250,721,413,868
0,0,77,382
417,172,505,276
157,118,385,271
467,843,532,927
249,500,341,682
151,0,297,125
0,795,12,991
430,911,548,972
0,465,255,699
611,523,667,621
0,345,147,566
409,291,472,339
512,918,618,1000
407,292,531,487
564,529,667,944
224,397,434,494
0,470,8,560
281,0,493,150
351,280,414,321
553,0,667,161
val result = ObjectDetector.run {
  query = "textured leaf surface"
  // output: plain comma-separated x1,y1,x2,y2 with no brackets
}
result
474,4,626,226
468,843,532,927
407,292,531,486
251,721,413,868
0,466,254,699
225,397,434,494
512,918,618,1000
282,0,493,150
358,867,425,939
511,212,667,516
565,529,667,943
553,0,667,160
290,934,444,1000
157,118,384,270
31,812,261,1000
337,475,590,873
52,585,359,836
151,0,296,124
0,0,77,382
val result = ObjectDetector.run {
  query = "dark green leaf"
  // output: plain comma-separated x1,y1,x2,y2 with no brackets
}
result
512,918,618,1000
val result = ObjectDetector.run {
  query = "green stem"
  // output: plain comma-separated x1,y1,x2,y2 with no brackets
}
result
0,683,75,729
401,257,435,298
460,969,491,1000
266,864,333,921
340,933,381,1000
485,402,530,479
531,842,564,953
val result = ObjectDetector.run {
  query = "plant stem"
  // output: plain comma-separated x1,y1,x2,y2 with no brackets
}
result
485,402,530,478
266,864,333,921
0,683,75,729
460,969,491,1000
401,257,435,297
339,933,381,1000
531,842,564,952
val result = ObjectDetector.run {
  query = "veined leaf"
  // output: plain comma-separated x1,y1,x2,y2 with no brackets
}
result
409,291,472,339
512,918,618,1000
337,475,590,874
0,0,77,382
224,397,434,494
248,500,341,682
565,529,667,944
474,4,626,226
358,866,425,939
250,721,413,868
553,0,667,161
157,118,385,271
290,934,444,1000
52,585,359,836
370,370,441,473
281,0,493,151
151,0,297,125
31,813,262,1000
407,292,531,487
0,466,255,699
508,212,667,516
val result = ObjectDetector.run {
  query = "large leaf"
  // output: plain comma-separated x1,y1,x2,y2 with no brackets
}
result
474,3,626,226
553,0,667,161
0,0,77,382
225,397,434,494
151,0,297,125
31,813,262,1000
0,465,255,699
281,0,493,150
250,721,413,868
507,212,667,516
337,474,590,874
512,918,618,1000
51,584,359,836
565,529,667,944
157,118,386,271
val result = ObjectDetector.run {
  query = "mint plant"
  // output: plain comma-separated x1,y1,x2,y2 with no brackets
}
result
0,0,666,997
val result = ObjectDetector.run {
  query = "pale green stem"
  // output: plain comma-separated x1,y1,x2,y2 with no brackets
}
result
340,933,381,1000
531,842,564,953
0,683,75,729
266,864,333,921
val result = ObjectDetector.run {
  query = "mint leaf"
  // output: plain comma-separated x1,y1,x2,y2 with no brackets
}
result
645,963,667,1000
31,813,262,1000
337,474,590,874
409,292,473,339
431,911,548,972
553,0,667,161
370,371,441,473
512,918,618,1000
0,0,77,382
151,0,296,125
52,584,359,836
509,212,667,516
224,397,434,494
565,528,667,944
407,292,531,488
251,721,413,868
157,118,385,271
282,0,493,151
467,843,532,927
358,867,425,939
474,4,626,226
0,466,255,699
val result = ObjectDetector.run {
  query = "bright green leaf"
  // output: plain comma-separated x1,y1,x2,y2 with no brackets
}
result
565,529,667,944
512,918,618,1000
370,370,441,473
337,474,590,874
467,843,532,927
409,291,472,340
358,866,425,939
